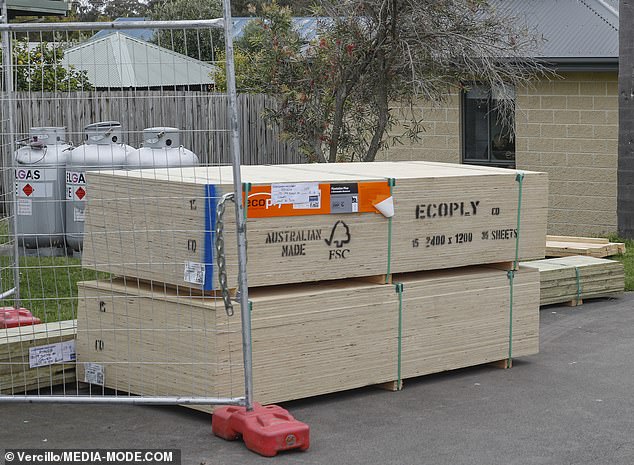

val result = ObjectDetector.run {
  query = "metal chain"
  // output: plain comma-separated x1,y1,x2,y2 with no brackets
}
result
215,192,235,316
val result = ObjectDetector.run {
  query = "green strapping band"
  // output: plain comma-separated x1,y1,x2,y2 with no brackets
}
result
574,266,582,303
513,171,525,271
242,182,252,221
506,270,515,362
386,178,396,284
248,299,253,347
394,282,404,389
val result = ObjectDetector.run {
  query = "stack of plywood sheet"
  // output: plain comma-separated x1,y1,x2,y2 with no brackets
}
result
74,160,546,406
546,236,626,258
0,320,76,394
76,266,539,411
521,256,624,306
81,162,548,290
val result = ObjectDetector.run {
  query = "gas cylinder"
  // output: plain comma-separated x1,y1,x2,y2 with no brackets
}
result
125,127,199,169
14,127,71,249
66,121,134,252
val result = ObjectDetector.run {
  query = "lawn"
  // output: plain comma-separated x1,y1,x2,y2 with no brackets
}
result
0,219,108,321
608,235,634,291
0,255,108,322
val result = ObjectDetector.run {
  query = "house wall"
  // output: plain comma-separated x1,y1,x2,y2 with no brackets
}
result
515,72,618,236
380,96,461,163
382,71,619,237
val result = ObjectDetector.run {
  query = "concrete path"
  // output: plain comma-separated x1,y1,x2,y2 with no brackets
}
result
1,294,633,464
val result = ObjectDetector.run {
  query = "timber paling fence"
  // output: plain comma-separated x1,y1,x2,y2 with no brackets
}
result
5,91,304,166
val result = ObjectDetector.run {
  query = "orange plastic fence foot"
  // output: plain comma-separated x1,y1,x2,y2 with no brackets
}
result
212,402,310,457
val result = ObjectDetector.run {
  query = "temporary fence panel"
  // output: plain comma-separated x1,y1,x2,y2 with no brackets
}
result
0,14,256,409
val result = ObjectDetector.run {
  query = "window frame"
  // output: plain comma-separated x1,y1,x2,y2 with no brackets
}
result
461,85,516,169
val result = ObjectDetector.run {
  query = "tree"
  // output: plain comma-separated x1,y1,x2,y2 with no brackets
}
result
13,41,93,91
217,1,547,163
148,0,223,61
231,0,314,16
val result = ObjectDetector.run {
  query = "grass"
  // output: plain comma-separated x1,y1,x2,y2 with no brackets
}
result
0,255,109,322
607,234,634,291
0,218,108,322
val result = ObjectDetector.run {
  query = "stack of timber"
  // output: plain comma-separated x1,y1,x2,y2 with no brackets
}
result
521,256,624,306
81,161,548,290
76,266,539,412
0,320,76,394
546,236,626,258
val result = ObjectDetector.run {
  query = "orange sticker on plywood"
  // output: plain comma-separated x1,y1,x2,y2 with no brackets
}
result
244,181,391,218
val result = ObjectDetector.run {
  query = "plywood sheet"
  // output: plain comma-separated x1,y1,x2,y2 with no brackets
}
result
76,266,539,411
82,161,548,290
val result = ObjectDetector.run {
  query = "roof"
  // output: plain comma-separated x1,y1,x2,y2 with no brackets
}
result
232,17,325,41
62,33,216,88
90,18,155,42
7,0,69,17
491,0,618,66
89,1,619,71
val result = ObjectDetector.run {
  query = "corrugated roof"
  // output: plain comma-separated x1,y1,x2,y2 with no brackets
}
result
90,18,155,42
234,2,618,61
62,33,216,88
490,0,618,60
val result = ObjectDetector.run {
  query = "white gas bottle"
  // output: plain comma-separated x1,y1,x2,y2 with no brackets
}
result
14,127,71,249
66,121,135,252
125,127,199,169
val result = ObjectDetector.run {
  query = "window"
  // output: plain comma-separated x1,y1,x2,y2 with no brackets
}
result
462,85,515,168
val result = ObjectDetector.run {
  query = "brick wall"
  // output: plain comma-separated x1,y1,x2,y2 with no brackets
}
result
379,95,460,163
515,72,618,236
382,71,618,237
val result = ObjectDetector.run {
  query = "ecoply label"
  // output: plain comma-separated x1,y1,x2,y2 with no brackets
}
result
415,201,480,219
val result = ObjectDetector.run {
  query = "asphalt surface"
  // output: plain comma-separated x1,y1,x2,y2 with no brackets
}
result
1,294,633,465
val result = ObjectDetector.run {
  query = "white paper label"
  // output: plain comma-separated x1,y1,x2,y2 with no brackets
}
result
84,362,104,386
17,198,32,216
271,183,320,205
74,207,86,222
184,261,205,285
29,340,76,368
292,196,321,210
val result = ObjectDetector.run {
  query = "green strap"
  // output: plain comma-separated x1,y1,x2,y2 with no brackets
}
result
385,178,396,284
513,171,525,271
242,182,252,221
574,267,582,303
394,282,404,389
248,299,253,347
506,270,515,363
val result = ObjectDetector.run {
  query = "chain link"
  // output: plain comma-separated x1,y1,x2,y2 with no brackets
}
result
215,192,235,316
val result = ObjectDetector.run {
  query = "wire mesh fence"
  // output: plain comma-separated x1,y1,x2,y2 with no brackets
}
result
0,17,269,409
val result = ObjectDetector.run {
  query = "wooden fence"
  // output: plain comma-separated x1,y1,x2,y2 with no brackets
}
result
6,91,304,165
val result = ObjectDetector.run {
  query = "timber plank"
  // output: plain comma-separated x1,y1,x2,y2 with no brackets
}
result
546,236,626,258
521,256,624,306
0,320,76,394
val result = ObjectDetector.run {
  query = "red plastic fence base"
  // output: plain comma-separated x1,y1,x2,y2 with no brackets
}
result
212,403,310,457
0,307,41,329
